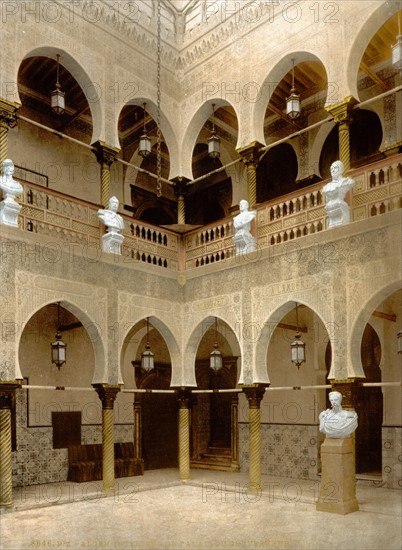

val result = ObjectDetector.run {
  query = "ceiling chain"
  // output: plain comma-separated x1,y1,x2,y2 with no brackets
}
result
156,0,162,198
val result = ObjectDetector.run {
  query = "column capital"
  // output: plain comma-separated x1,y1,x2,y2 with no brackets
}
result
241,383,267,408
93,384,120,409
236,141,264,166
0,380,22,409
325,96,358,124
330,378,363,410
175,387,192,409
171,176,190,197
0,99,20,128
92,141,120,166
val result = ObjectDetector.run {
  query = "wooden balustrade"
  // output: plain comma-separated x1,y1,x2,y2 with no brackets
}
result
11,154,402,272
18,181,179,270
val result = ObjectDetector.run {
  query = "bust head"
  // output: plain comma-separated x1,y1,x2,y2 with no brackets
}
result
108,196,119,212
2,159,15,176
239,199,249,212
329,391,342,408
330,160,344,180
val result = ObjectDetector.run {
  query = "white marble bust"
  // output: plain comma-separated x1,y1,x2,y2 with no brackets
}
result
98,196,125,233
233,199,256,255
0,158,23,227
98,196,125,254
323,160,355,228
0,159,23,201
319,391,358,438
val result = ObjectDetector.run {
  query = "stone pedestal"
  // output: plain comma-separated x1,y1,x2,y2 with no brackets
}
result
0,198,21,227
101,231,124,254
316,437,358,515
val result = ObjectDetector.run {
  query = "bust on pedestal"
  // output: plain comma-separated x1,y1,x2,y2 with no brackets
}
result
233,199,256,255
98,196,125,255
323,160,355,229
316,391,359,515
0,159,23,227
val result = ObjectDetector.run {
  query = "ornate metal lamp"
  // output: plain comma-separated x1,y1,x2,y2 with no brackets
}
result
141,317,154,372
51,302,66,370
50,54,65,115
208,103,220,158
290,302,305,368
392,7,402,70
210,317,223,372
286,59,301,120
139,103,152,158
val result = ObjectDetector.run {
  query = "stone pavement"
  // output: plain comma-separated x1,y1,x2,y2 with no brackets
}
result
0,469,400,550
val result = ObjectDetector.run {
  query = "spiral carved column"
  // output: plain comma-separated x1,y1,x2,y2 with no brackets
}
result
0,381,21,507
93,141,120,208
93,384,120,493
326,97,358,175
177,388,191,481
0,99,20,165
236,141,263,208
243,385,266,492
172,178,190,226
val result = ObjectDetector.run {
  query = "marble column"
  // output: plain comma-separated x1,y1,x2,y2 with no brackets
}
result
93,384,120,492
0,99,20,165
236,141,263,208
177,388,191,481
325,97,358,174
93,141,120,208
0,381,22,507
242,384,266,492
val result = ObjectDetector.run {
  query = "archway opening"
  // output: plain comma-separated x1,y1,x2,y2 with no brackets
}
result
129,319,177,471
191,318,239,471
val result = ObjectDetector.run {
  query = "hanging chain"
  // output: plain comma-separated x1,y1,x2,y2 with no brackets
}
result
156,0,162,198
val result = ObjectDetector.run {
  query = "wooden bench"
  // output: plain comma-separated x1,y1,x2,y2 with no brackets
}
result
67,443,144,482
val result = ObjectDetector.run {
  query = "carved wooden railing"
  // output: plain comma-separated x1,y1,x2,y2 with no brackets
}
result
184,154,402,269
13,155,402,272
18,182,179,270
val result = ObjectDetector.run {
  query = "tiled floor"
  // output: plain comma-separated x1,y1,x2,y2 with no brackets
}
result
0,469,401,550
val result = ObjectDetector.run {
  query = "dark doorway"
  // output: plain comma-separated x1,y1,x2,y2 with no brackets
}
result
355,324,383,475
137,366,178,470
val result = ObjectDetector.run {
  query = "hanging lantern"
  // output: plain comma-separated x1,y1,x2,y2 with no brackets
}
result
210,317,223,372
139,103,152,158
397,330,402,354
290,302,305,368
392,35,402,70
50,54,65,115
141,317,154,372
51,302,66,370
392,8,402,70
291,332,305,368
286,59,301,120
208,103,220,158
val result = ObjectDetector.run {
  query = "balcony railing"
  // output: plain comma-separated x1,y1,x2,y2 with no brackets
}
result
184,154,402,269
12,154,402,272
19,184,179,270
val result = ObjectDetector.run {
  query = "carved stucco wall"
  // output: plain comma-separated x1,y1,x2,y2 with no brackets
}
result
15,271,108,383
